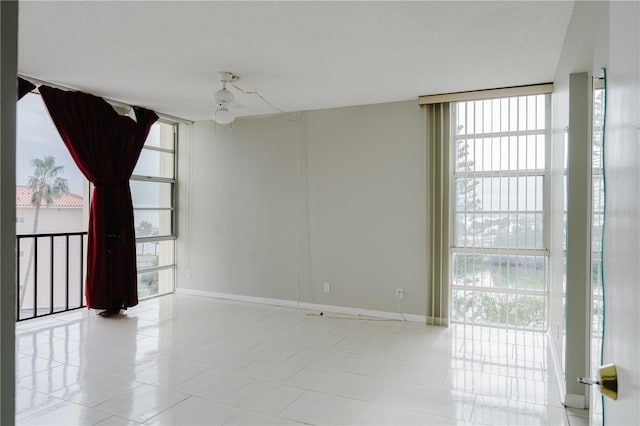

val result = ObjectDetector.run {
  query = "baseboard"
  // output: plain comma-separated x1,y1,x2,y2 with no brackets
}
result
175,288,427,323
547,330,567,405
564,393,586,409
426,316,449,326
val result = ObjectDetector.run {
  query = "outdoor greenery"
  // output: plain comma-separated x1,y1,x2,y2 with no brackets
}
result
452,290,546,330
135,220,161,298
135,220,159,237
137,271,159,298
452,254,545,291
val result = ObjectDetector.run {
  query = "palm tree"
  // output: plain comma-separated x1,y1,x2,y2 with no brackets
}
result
19,156,69,311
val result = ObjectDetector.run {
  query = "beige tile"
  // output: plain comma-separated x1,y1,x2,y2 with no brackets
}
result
145,396,240,425
175,369,252,402
285,365,357,393
238,357,307,384
93,384,189,423
18,400,111,425
223,381,304,415
472,395,549,425
16,294,565,426
224,409,304,425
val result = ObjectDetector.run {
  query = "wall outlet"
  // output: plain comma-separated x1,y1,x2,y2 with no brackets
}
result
186,269,191,280
396,288,404,300
323,282,331,293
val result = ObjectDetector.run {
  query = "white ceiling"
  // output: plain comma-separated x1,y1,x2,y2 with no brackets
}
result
18,1,575,121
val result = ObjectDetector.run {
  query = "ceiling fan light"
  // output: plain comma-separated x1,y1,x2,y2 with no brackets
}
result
214,88,234,104
213,105,235,125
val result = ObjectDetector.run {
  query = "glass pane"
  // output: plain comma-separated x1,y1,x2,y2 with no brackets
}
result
455,95,545,137
456,103,467,135
455,176,544,213
144,122,175,150
138,268,174,299
133,149,174,179
455,136,545,173
451,288,545,330
16,93,87,235
452,253,546,291
454,213,544,250
131,181,173,209
136,240,175,270
134,210,173,237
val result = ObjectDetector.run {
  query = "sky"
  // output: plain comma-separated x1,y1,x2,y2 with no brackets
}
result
16,93,84,195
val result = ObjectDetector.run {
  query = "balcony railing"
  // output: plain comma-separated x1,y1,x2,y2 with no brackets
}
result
16,232,87,322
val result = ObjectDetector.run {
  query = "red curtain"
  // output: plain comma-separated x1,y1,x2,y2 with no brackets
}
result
39,86,158,313
18,78,35,100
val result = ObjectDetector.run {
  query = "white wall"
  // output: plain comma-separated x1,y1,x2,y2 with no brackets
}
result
552,1,640,423
601,2,640,424
178,100,426,316
549,0,608,404
16,206,84,234
306,102,425,314
182,114,303,301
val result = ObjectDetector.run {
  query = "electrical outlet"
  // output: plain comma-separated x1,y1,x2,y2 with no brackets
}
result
186,269,191,280
396,288,404,300
323,282,331,293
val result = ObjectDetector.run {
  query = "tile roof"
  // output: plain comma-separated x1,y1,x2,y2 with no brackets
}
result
16,186,83,207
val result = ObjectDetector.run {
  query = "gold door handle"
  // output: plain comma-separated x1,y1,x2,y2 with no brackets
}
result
577,364,618,400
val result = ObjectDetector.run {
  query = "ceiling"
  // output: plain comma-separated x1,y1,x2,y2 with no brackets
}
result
18,1,575,122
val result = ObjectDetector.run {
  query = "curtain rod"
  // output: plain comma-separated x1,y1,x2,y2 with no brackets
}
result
18,74,193,124
418,83,554,105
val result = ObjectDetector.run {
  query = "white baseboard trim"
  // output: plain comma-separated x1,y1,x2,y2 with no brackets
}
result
425,316,449,326
547,330,567,405
175,288,427,323
564,393,586,409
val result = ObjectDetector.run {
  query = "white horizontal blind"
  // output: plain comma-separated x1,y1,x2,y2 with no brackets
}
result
451,94,550,330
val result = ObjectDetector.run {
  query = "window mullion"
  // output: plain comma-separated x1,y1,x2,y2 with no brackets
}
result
132,121,177,299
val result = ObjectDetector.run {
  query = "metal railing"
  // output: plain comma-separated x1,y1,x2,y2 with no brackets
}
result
16,232,87,322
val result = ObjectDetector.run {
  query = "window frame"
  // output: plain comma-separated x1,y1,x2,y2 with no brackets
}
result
449,94,551,330
131,118,178,297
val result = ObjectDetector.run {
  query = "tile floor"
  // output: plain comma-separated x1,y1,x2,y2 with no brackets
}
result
15,294,578,425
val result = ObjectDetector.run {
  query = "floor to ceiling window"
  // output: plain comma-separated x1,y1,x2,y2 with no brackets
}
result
131,120,177,298
16,91,179,318
450,94,550,330
15,91,87,319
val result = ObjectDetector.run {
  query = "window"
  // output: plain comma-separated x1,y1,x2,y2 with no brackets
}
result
16,92,88,318
16,92,86,233
451,94,550,330
132,121,177,298
16,89,179,314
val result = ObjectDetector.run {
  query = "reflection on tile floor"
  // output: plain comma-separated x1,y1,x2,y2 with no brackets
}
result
16,294,575,425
